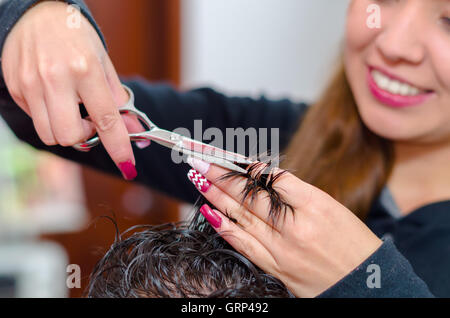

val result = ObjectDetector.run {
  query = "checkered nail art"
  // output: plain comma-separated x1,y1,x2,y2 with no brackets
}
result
187,169,211,193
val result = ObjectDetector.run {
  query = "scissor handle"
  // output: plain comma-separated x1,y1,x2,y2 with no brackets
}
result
73,85,155,152
117,85,156,130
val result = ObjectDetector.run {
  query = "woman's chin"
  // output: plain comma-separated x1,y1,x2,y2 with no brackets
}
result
357,100,429,142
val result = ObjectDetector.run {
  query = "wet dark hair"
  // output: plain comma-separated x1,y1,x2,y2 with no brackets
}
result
219,159,294,227
86,160,295,298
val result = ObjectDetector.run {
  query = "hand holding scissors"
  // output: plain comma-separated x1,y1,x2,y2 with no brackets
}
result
74,85,254,174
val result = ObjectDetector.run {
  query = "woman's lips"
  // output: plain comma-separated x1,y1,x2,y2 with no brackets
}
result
367,67,435,108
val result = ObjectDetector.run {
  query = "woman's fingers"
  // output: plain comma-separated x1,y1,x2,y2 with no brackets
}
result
42,70,90,146
187,169,281,246
3,61,32,118
102,54,127,107
187,157,297,227
200,204,279,275
78,64,136,176
22,80,57,146
103,54,149,149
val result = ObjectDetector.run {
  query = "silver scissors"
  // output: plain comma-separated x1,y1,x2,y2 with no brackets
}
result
73,85,253,174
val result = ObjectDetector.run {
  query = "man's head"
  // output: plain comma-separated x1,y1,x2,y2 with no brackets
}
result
87,221,292,298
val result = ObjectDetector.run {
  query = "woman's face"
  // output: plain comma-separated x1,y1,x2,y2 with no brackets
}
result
345,0,450,144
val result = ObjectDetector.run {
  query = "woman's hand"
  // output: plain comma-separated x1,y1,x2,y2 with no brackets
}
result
186,158,383,298
1,1,148,179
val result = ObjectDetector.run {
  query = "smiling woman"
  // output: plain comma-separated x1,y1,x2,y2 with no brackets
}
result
286,0,450,217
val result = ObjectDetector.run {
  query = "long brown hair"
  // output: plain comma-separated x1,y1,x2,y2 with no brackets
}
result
282,56,395,220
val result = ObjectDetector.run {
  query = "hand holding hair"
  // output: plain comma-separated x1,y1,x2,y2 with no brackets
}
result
187,157,383,298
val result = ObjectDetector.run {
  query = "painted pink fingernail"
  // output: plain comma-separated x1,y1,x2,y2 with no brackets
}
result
187,169,211,193
200,204,222,228
136,140,151,149
119,160,137,180
187,156,210,175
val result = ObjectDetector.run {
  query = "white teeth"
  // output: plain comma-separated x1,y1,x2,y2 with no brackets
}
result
388,81,401,94
371,70,423,96
410,87,420,95
399,84,409,96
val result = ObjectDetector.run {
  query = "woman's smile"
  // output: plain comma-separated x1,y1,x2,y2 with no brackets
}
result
367,65,436,108
345,0,450,142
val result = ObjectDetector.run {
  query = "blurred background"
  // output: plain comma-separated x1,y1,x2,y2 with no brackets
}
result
0,0,348,297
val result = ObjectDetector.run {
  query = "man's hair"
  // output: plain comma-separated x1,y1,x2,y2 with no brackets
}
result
87,161,295,298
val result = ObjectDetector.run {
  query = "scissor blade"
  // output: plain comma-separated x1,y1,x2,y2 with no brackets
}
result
137,129,253,173
179,138,253,173
202,156,249,174
142,129,254,164
130,129,179,149
182,149,248,174
180,137,254,165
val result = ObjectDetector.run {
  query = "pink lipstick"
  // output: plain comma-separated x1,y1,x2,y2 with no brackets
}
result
367,66,435,108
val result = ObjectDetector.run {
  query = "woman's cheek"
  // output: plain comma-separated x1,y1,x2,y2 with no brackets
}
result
429,33,450,97
345,0,379,53
344,0,380,108
430,35,450,127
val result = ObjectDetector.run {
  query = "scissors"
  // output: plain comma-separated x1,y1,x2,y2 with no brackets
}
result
73,85,253,174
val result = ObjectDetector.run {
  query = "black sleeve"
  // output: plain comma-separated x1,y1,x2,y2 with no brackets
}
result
317,238,435,298
0,76,308,204
0,0,106,79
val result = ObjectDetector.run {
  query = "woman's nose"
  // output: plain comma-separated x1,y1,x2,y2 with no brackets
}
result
374,4,425,65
